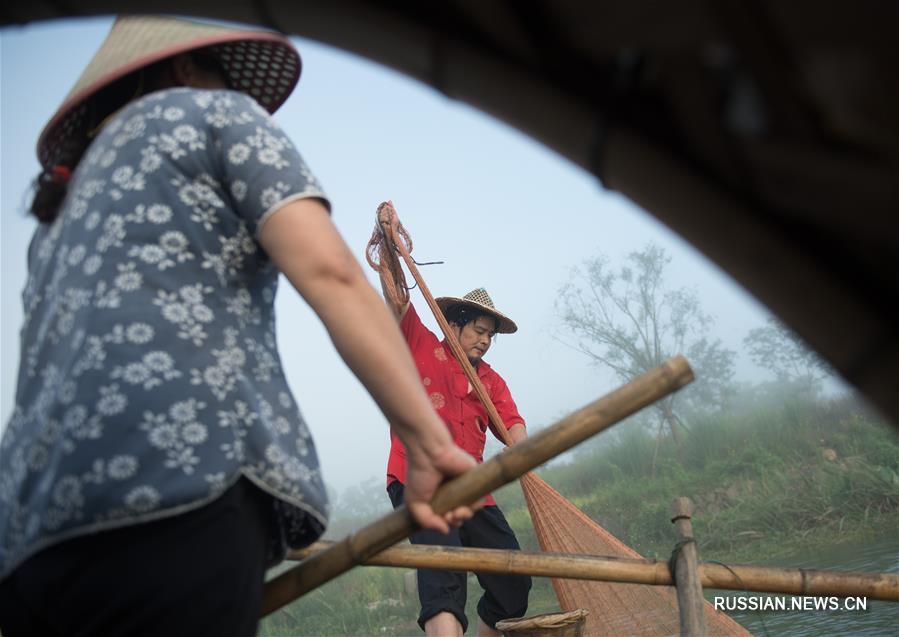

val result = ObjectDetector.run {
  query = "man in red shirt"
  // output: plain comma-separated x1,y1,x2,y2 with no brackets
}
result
379,227,531,636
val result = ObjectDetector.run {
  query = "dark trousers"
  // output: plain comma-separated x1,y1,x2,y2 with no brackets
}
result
388,481,531,632
0,478,271,637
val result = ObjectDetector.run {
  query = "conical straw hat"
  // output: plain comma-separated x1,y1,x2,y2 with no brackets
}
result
435,287,518,334
37,15,301,169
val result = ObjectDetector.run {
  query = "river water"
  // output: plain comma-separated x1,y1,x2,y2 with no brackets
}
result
710,534,898,636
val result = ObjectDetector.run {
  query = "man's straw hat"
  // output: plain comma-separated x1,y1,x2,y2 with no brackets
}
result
436,288,518,334
37,15,301,169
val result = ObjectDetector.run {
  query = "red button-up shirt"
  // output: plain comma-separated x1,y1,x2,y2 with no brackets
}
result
387,304,525,505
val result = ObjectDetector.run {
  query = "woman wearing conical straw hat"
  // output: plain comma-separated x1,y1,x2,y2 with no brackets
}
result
0,15,479,636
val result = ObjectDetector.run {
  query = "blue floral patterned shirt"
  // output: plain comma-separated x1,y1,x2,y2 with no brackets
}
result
0,88,330,579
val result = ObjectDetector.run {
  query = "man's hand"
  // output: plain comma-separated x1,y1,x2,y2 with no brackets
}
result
404,439,484,534
507,423,527,446
373,201,410,320
377,200,398,232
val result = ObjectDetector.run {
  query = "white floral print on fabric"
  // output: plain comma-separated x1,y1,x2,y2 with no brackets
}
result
0,88,330,580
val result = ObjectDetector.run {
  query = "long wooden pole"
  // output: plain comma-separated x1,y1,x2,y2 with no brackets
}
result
290,541,899,603
671,497,705,636
261,356,694,615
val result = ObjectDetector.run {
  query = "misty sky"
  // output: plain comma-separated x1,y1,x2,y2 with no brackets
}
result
1,17,780,499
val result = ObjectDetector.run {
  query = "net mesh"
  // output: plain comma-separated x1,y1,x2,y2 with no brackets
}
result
521,473,749,636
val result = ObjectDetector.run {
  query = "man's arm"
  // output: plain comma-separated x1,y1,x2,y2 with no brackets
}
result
259,198,477,532
375,203,409,321
489,373,527,446
507,422,527,445
379,272,410,321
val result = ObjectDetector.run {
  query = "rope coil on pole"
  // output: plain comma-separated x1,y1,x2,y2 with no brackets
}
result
366,201,414,311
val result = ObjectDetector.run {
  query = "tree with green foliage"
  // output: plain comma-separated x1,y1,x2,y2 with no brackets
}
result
743,316,833,397
556,243,735,445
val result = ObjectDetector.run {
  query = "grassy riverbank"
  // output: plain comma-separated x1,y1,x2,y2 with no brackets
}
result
261,394,899,636
504,393,899,563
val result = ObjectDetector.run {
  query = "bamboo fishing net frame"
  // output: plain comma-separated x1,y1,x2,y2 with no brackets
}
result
262,355,695,614
366,201,750,636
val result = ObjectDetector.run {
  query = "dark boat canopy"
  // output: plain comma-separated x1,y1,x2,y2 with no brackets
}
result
3,1,897,424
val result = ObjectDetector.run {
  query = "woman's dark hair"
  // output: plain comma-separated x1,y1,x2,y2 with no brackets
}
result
444,304,498,334
190,51,229,80
30,159,78,224
29,50,227,224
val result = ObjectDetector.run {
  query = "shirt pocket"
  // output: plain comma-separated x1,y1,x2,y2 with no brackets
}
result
452,370,469,398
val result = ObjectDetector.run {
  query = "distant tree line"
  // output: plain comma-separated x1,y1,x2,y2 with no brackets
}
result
556,243,833,449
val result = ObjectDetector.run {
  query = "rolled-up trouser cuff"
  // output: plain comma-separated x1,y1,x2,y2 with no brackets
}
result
419,601,468,633
476,572,531,628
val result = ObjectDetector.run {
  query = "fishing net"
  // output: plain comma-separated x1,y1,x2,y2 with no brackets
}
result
367,202,749,636
521,472,747,635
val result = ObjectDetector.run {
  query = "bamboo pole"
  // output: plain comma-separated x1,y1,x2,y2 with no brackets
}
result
261,356,694,615
290,541,899,603
671,497,705,636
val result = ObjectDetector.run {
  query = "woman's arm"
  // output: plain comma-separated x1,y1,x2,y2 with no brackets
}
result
258,198,476,532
